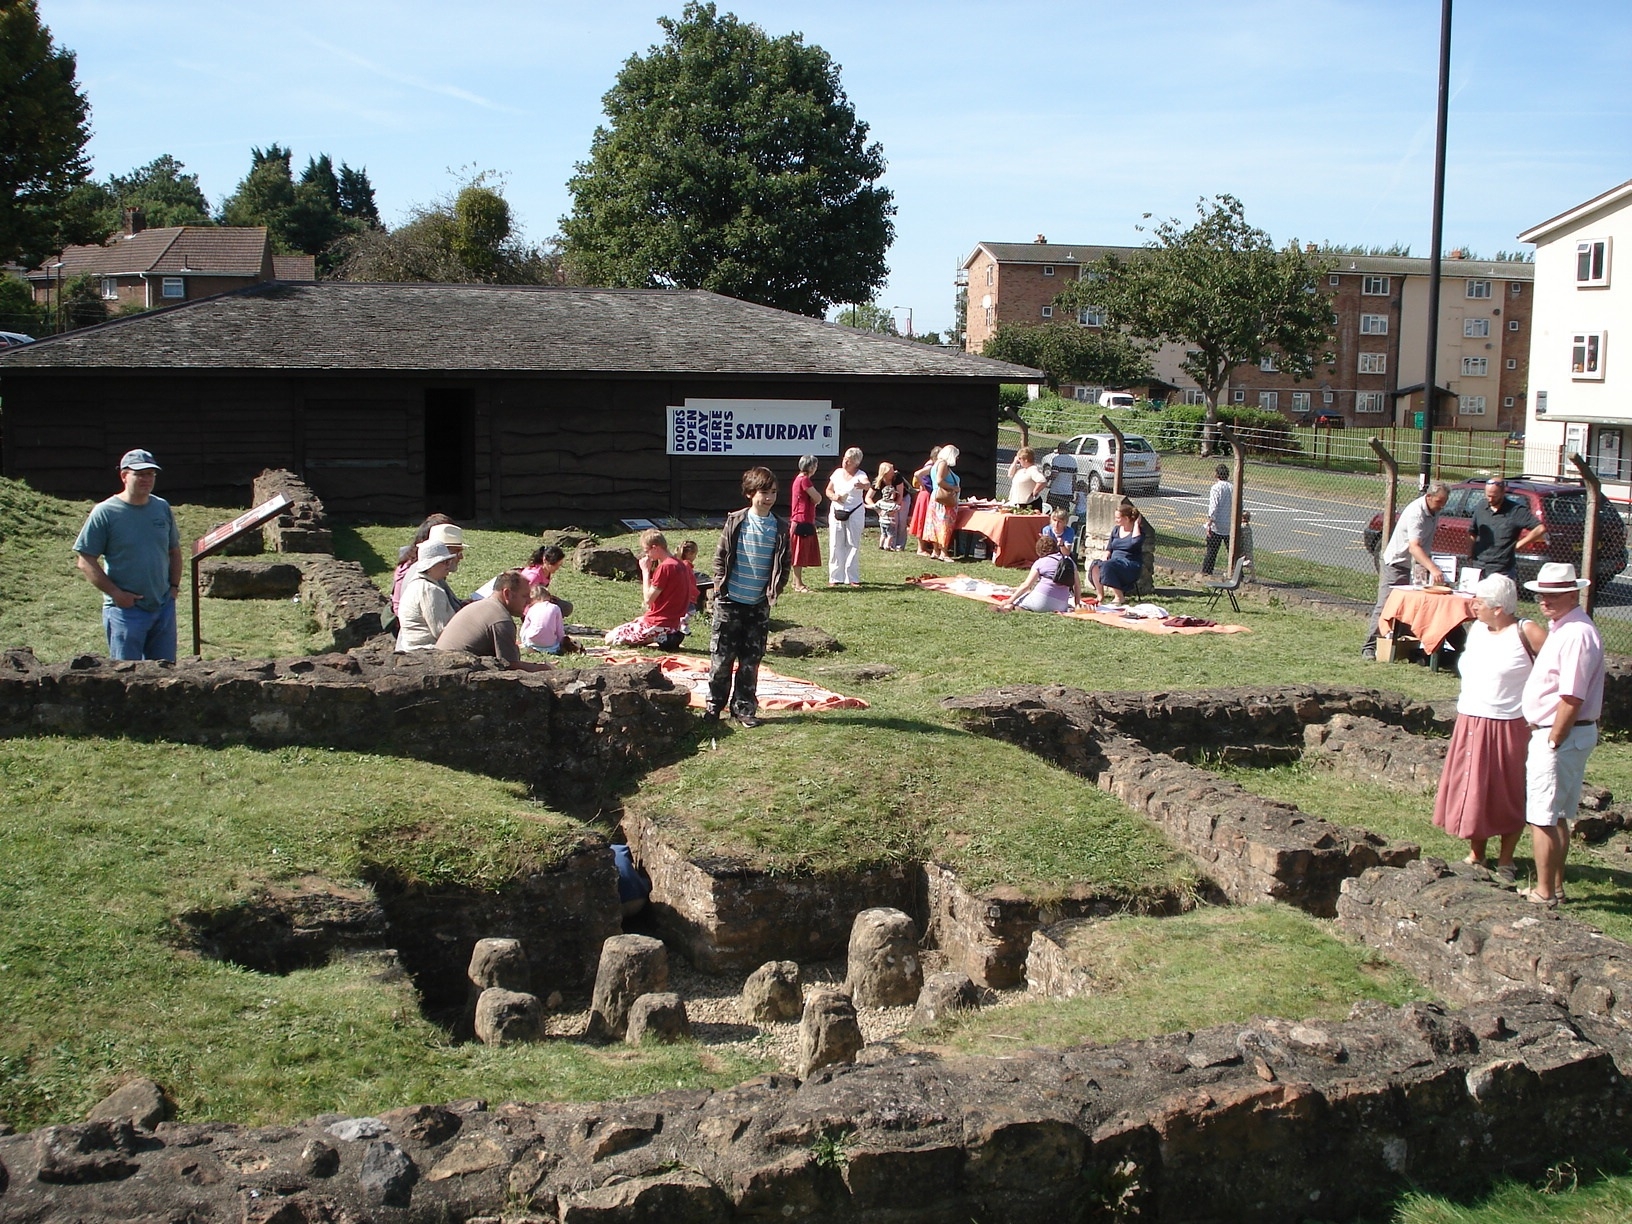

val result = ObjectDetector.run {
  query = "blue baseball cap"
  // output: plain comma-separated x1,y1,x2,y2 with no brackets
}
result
118,449,161,471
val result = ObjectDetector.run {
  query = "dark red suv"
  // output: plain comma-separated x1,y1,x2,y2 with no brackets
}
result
1363,476,1629,587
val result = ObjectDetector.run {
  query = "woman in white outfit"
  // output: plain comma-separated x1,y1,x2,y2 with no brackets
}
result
395,542,460,651
1431,573,1546,881
825,447,870,586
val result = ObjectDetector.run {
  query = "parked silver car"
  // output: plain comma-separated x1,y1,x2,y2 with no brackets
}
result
0,331,34,349
1060,432,1161,494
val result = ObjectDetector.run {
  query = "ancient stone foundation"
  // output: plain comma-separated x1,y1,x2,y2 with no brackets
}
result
4,992,1628,1222
0,646,690,810
945,685,1424,917
253,468,333,554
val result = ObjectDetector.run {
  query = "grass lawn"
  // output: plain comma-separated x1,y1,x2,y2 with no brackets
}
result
8,467,1632,1224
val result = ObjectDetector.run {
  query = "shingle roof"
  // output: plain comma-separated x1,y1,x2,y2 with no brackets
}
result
965,241,1141,268
271,254,316,281
25,228,272,280
0,282,1041,379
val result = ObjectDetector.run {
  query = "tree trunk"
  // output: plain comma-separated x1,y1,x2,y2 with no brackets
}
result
999,406,1030,451
1201,393,1221,458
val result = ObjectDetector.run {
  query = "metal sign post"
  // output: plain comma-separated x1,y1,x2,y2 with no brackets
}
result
188,494,291,657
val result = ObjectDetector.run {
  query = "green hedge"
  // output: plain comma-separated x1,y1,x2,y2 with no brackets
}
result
1149,405,1297,454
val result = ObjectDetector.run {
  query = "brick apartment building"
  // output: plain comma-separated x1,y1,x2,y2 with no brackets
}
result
960,237,1534,432
25,209,314,318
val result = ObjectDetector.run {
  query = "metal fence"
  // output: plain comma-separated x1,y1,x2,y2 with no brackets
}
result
1003,411,1632,656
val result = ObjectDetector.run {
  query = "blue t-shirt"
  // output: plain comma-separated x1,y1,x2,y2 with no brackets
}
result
1042,524,1076,551
725,511,777,604
73,494,181,611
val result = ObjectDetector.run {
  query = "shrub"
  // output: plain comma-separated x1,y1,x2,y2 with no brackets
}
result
1151,404,1298,454
998,384,1030,411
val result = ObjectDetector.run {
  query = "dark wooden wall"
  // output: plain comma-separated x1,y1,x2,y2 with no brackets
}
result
2,372,999,522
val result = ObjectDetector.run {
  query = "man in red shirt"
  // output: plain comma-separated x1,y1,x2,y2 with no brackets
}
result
605,529,691,650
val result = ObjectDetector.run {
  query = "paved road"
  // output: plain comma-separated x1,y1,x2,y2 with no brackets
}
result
997,448,1632,612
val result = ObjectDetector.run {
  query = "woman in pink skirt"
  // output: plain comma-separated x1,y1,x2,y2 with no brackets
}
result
787,455,822,592
1432,573,1546,881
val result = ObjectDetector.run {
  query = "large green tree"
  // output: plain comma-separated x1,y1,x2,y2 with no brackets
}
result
981,321,1151,393
332,179,561,285
561,2,894,316
0,0,92,267
108,155,212,228
217,146,376,268
1061,195,1332,451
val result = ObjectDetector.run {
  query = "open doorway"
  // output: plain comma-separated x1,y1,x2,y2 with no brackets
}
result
424,389,474,518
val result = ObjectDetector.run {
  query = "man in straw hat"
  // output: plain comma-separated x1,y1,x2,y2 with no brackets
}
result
1518,562,1604,906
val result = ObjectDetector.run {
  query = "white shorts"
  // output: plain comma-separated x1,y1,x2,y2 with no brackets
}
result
1525,723,1597,827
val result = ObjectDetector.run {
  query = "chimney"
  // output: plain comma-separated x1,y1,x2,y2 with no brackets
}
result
1034,234,1047,244
1306,242,1317,253
1449,248,1464,259
122,207,146,236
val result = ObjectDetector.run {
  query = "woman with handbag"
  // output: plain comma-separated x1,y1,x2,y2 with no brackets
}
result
825,447,871,586
788,454,822,592
923,444,961,564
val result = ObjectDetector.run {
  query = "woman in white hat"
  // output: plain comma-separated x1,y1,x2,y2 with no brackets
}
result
396,542,460,651
1431,573,1546,881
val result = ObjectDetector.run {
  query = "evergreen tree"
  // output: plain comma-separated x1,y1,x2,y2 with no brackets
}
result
336,164,379,227
0,0,93,267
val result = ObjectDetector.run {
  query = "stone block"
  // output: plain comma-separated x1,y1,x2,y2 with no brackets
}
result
843,907,922,1007
198,559,304,600
86,1078,171,1132
587,934,669,1041
797,989,863,1078
908,971,981,1030
574,543,638,580
768,626,840,657
625,992,690,1044
741,961,802,1022
468,938,529,992
474,989,544,1046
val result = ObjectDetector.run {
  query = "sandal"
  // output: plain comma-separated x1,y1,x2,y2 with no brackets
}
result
1519,888,1557,908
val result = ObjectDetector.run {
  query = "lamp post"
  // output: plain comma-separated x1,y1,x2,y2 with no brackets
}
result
891,306,913,337
51,262,64,334
1419,0,1453,488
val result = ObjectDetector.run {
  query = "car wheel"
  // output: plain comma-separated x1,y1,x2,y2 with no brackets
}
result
1087,472,1103,494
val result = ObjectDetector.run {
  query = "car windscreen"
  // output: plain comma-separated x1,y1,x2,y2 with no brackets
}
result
1119,437,1154,453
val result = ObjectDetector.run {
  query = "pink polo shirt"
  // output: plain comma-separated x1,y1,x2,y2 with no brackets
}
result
1521,605,1604,726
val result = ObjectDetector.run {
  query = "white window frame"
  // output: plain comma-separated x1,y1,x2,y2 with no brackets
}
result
1503,396,1516,408
1259,355,1278,372
1042,264,1055,277
1360,314,1388,335
1258,391,1278,410
1291,391,1311,413
1073,386,1090,402
1328,274,1340,286
1362,275,1389,295
1461,356,1489,377
984,307,993,326
100,276,119,300
1508,320,1520,331
1078,306,1104,327
1359,352,1387,375
1355,391,1385,413
1322,390,1334,404
985,265,993,286
1461,395,1487,416
161,277,184,299
1572,331,1606,380
1466,279,1491,299
1232,389,1245,403
1464,317,1490,338
1576,238,1611,287
1183,388,1206,406
1041,305,1053,318
1506,358,1517,369
1510,282,1522,295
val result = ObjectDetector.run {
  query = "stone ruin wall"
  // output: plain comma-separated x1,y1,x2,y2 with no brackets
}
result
12,655,1632,1218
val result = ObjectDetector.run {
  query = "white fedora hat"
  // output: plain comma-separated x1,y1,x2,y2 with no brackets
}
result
1523,561,1591,593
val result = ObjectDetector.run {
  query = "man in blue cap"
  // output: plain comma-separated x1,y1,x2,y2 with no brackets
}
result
72,448,183,660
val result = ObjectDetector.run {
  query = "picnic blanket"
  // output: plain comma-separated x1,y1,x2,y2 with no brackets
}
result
602,653,869,710
906,574,1250,636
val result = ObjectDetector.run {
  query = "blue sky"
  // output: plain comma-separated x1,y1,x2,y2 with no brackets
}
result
39,0,1632,335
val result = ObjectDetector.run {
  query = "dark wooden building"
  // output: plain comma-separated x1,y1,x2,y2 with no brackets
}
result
0,283,1036,520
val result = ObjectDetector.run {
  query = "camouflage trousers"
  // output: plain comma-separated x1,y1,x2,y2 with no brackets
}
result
708,598,770,718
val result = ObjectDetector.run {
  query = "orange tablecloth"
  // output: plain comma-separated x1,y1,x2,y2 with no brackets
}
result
1380,587,1474,653
954,505,1047,568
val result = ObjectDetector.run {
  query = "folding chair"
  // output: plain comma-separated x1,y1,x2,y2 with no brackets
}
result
1203,556,1248,614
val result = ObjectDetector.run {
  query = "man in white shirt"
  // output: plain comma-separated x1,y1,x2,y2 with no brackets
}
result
1361,482,1449,659
1201,463,1232,575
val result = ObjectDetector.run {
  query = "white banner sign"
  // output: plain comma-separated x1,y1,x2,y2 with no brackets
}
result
667,399,839,456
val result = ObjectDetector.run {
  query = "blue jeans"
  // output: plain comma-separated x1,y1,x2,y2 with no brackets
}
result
104,600,178,661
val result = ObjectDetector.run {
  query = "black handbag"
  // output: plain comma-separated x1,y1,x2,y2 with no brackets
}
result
832,505,857,522
792,521,816,537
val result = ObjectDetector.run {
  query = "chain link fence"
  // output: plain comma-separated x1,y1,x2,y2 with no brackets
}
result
1003,405,1632,654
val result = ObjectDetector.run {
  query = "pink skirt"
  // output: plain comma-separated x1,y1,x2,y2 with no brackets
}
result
789,526,821,567
1432,713,1528,840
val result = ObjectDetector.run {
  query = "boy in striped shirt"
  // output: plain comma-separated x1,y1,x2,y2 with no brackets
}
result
706,467,791,728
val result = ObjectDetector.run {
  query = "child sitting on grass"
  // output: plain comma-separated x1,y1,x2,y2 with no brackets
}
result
1040,506,1076,557
520,581,567,654
605,530,690,650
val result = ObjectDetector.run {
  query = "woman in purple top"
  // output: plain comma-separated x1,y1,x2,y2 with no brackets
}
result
999,536,1080,614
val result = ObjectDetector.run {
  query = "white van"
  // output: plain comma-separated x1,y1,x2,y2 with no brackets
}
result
1097,391,1136,410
